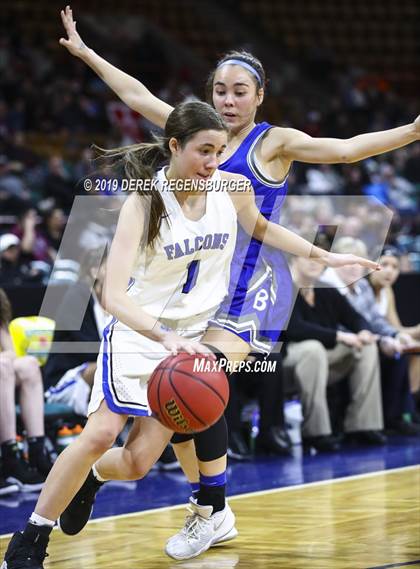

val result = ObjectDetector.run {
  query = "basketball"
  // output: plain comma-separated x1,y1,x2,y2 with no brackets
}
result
147,353,229,433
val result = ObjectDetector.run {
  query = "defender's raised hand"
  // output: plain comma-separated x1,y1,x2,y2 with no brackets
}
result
59,5,87,57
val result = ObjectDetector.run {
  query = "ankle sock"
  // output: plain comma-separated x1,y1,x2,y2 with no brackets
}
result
29,513,55,528
190,482,199,499
197,471,226,513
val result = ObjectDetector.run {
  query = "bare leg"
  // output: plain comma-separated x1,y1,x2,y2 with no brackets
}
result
95,416,173,480
81,363,97,388
172,439,199,482
0,353,17,443
35,401,126,521
14,356,45,438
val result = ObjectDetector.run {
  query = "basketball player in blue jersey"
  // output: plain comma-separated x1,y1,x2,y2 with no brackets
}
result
51,7,420,562
2,95,380,568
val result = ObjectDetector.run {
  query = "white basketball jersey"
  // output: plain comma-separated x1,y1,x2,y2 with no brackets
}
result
127,167,237,322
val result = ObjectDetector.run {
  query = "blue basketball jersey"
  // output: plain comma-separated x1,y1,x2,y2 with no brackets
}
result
211,122,293,354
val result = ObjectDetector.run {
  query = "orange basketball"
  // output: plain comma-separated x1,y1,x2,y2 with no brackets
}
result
147,353,229,433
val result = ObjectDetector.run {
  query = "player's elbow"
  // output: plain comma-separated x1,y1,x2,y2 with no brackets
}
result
102,290,123,317
339,141,357,163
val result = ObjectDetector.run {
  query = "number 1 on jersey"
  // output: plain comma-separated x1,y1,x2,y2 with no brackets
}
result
182,260,200,293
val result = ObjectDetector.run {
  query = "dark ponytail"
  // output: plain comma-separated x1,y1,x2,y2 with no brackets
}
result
97,101,227,249
97,139,169,248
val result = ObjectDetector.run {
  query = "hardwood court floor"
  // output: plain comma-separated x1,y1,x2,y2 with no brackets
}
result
1,467,419,568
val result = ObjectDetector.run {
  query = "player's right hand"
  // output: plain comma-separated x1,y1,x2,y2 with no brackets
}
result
59,5,87,57
161,331,214,357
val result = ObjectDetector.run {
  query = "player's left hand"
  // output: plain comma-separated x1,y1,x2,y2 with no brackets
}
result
321,252,381,271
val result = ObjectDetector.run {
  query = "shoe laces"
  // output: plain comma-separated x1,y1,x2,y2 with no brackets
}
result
10,535,49,567
182,507,211,543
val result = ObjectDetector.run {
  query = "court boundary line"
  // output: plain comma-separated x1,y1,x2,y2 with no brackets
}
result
0,463,418,539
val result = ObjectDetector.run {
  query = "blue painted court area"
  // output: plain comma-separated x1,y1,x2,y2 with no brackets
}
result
0,436,419,535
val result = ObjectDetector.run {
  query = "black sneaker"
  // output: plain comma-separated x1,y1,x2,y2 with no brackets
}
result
58,470,103,535
3,456,45,493
0,475,19,497
302,434,341,453
345,430,387,446
28,448,55,478
1,524,50,569
256,426,293,456
227,431,252,461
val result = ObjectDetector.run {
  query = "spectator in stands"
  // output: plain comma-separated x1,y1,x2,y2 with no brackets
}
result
39,206,66,262
43,248,108,417
282,254,386,452
42,155,75,211
321,237,420,435
0,233,43,286
11,207,51,264
368,247,420,413
225,351,291,459
0,154,31,214
0,288,53,492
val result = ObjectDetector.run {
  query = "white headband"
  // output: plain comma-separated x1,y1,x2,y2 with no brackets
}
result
217,59,263,86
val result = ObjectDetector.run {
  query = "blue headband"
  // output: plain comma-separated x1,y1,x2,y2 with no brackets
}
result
217,59,263,87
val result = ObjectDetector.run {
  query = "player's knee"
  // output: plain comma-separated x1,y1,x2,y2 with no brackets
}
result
82,427,117,456
128,456,152,480
301,340,327,366
14,355,40,380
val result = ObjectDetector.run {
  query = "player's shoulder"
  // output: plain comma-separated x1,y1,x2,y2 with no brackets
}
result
264,126,304,145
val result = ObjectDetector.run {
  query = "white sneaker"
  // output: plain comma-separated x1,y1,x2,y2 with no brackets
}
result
165,498,238,560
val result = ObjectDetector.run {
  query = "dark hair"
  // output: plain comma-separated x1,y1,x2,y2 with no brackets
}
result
206,50,267,103
381,245,401,259
97,101,227,248
79,247,109,283
0,288,12,327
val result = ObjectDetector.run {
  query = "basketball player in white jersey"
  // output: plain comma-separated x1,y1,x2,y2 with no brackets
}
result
2,98,381,568
54,7,420,562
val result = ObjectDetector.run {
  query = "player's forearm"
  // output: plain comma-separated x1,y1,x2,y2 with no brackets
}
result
257,219,329,262
345,122,418,163
103,293,167,342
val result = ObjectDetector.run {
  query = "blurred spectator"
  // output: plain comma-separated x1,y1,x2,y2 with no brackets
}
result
42,155,75,211
225,352,291,459
321,237,420,435
282,255,386,452
0,155,31,213
39,206,66,262
0,288,53,491
43,248,108,416
368,247,420,408
11,207,51,264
